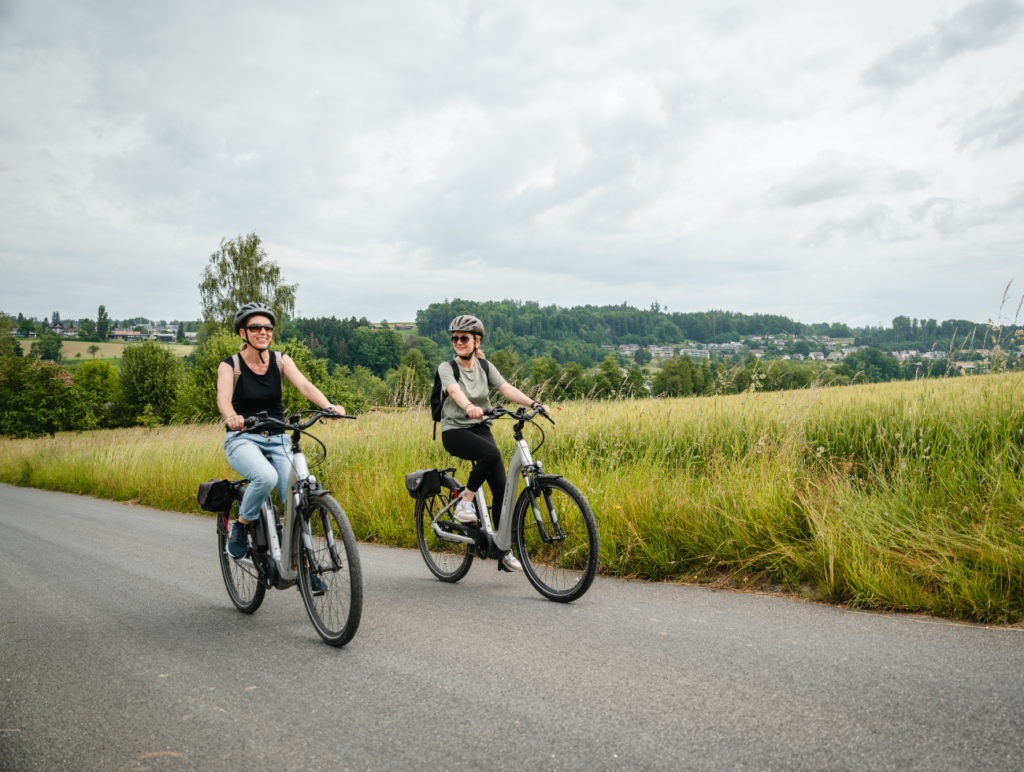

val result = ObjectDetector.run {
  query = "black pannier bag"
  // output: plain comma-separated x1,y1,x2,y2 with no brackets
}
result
197,479,235,512
405,469,442,499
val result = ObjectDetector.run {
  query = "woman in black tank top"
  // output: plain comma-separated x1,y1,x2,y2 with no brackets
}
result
216,304,348,561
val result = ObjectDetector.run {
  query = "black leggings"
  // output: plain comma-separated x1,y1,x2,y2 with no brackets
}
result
442,424,507,527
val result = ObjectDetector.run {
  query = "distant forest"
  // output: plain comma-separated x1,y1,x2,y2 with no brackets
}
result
280,299,1009,377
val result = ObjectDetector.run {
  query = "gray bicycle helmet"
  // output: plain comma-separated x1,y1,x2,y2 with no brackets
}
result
234,302,277,332
448,314,485,338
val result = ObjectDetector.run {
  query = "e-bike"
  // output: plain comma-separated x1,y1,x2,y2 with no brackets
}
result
412,405,599,602
217,408,362,647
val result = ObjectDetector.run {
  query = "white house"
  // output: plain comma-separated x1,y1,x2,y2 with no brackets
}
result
679,348,710,360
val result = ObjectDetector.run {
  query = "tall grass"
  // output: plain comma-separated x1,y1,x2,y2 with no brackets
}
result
2,374,1022,623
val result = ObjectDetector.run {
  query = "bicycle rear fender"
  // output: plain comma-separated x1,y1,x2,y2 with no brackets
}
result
440,472,463,491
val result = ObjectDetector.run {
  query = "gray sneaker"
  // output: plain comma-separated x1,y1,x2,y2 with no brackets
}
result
454,499,478,525
501,551,523,572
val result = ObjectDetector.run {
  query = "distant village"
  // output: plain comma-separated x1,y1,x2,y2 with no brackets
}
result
17,321,199,344
604,333,1004,375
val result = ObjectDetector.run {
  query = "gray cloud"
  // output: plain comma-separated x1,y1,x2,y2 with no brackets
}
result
959,90,1024,151
1,0,1023,326
863,0,1024,89
767,151,927,207
910,197,970,236
801,203,913,247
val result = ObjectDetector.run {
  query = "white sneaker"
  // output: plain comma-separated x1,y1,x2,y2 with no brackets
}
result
454,499,478,525
502,551,523,572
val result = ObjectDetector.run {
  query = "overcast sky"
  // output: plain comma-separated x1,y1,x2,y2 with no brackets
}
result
2,0,1023,327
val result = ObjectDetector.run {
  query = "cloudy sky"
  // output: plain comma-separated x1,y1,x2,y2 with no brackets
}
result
2,0,1023,327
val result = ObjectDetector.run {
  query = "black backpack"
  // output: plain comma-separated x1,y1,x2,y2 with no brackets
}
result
430,358,490,439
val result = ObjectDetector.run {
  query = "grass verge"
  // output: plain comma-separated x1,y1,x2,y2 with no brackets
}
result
2,374,1022,623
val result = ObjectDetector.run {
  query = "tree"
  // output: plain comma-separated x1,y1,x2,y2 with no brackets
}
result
527,357,562,401
0,313,17,358
593,354,626,399
652,355,695,397
622,367,648,398
634,348,652,366
347,366,387,406
199,232,297,339
387,349,432,407
176,321,186,343
87,344,101,358
892,315,912,344
30,334,63,361
174,331,244,421
0,358,97,438
347,327,403,377
51,311,60,326
405,336,443,372
698,359,714,394
79,319,96,338
96,305,110,340
489,347,522,385
399,348,431,393
75,360,118,403
117,341,185,425
557,362,594,400
18,317,36,337
843,348,901,383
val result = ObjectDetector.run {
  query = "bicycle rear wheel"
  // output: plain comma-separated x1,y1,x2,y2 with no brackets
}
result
217,497,266,613
416,477,473,582
513,477,599,603
295,494,363,647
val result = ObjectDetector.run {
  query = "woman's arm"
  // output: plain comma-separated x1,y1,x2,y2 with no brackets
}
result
282,355,346,416
497,382,549,415
446,383,483,419
217,362,246,430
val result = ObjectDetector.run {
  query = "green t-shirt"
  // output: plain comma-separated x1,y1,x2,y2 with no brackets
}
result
438,358,506,432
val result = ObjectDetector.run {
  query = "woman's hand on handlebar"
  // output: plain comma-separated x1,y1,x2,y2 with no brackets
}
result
225,414,246,431
465,404,484,420
327,404,347,418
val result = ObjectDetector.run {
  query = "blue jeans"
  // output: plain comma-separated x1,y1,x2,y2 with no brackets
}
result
224,432,294,522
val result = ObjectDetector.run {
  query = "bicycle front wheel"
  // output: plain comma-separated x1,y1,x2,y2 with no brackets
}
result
513,477,599,603
294,494,363,647
416,477,473,582
217,497,266,614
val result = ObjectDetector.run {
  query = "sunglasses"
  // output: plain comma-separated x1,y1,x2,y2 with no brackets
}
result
246,324,274,332
451,335,474,344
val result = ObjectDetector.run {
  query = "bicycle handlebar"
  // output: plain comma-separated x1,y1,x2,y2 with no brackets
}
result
483,404,555,426
239,408,356,433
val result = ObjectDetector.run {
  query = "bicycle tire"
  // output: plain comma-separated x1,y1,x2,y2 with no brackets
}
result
513,477,599,603
294,493,363,647
416,477,474,582
217,497,266,614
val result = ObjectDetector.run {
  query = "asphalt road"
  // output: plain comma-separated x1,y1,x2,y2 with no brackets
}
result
1,484,1022,772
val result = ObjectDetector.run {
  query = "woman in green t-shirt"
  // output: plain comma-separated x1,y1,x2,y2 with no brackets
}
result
439,315,549,572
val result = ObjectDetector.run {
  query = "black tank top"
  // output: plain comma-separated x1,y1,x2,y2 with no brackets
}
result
222,353,286,432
